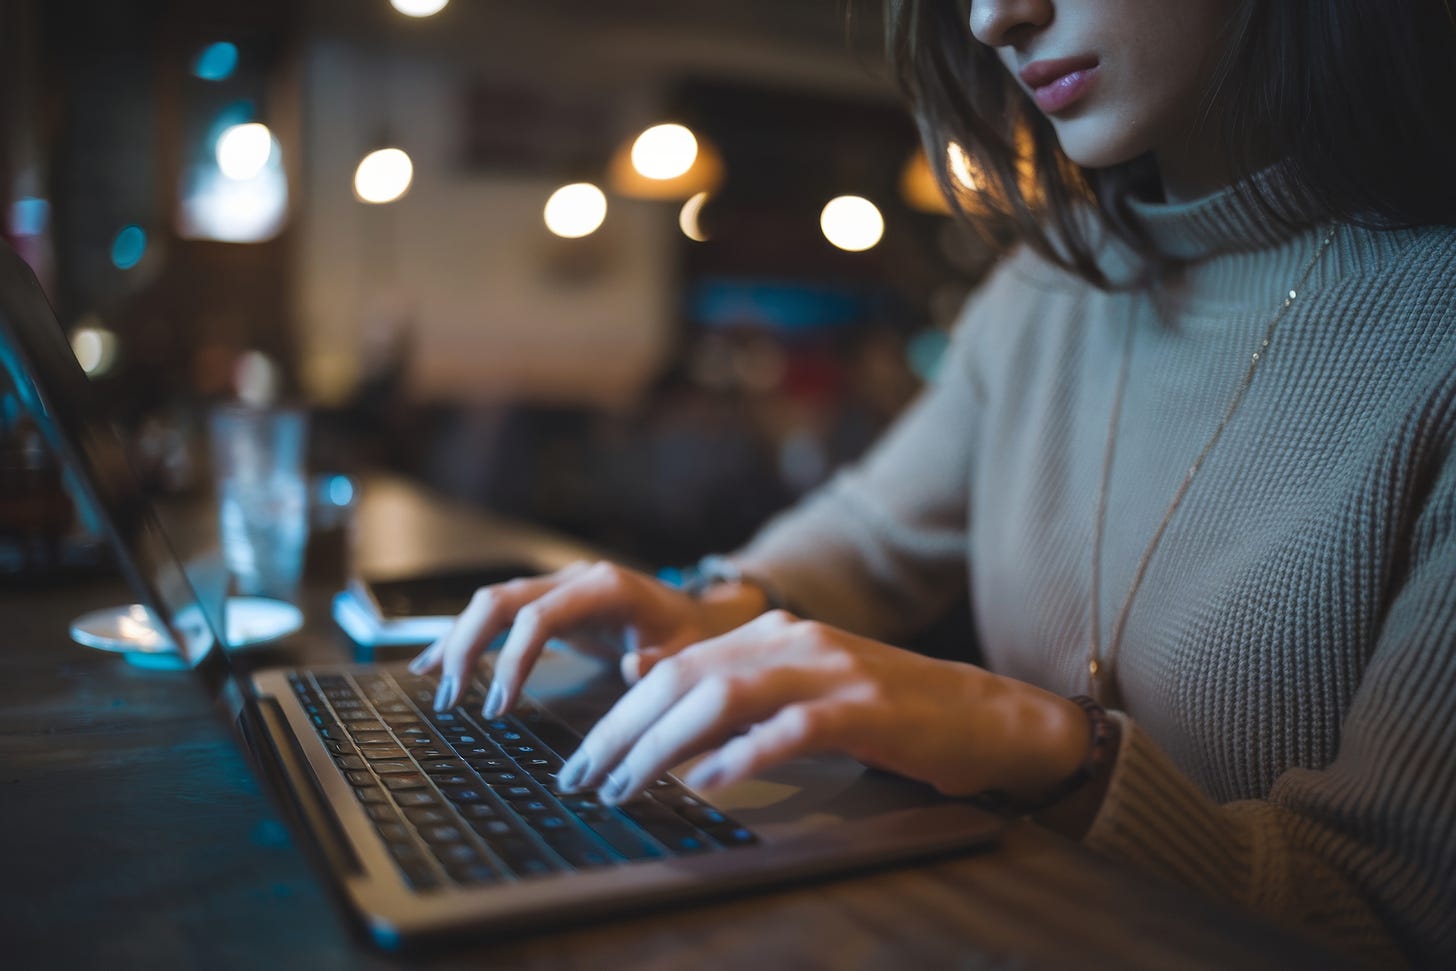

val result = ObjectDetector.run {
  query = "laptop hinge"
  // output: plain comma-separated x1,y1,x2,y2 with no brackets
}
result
241,696,364,878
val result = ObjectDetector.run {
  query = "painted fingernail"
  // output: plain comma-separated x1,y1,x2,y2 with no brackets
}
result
687,762,725,790
556,757,590,793
433,674,457,712
483,682,505,719
599,771,632,805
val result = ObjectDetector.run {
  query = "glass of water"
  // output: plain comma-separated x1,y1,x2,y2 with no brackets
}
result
208,405,309,601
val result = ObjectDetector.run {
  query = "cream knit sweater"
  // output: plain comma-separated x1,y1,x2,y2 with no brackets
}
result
735,185,1456,967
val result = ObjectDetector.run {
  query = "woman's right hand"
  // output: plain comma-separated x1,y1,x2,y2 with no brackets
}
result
407,559,768,719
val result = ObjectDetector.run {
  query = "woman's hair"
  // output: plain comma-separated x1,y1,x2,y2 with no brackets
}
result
884,0,1456,287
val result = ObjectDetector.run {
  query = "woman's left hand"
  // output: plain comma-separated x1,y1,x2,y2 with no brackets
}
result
556,610,1091,807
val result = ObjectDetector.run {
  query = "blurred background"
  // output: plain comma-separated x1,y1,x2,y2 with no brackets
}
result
1,0,1002,582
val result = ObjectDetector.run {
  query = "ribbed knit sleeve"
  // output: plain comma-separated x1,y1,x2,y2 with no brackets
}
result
1088,402,1456,968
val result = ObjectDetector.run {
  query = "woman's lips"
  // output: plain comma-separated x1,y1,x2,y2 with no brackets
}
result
1020,57,1100,114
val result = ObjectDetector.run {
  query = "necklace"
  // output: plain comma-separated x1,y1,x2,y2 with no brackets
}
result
1085,225,1338,706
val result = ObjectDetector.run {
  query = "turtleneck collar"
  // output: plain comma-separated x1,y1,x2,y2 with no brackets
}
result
1093,172,1421,312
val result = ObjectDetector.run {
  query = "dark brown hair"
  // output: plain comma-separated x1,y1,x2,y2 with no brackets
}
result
884,0,1456,287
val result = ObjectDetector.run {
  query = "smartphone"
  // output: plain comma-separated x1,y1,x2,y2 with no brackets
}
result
353,562,540,621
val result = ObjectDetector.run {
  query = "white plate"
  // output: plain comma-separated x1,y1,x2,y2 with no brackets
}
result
70,597,304,669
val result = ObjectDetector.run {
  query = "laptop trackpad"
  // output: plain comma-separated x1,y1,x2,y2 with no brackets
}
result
705,755,950,839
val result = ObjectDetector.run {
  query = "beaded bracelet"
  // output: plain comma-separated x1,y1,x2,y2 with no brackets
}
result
977,694,1117,816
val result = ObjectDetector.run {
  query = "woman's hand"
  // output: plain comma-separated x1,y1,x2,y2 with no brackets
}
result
555,609,1092,808
408,559,767,717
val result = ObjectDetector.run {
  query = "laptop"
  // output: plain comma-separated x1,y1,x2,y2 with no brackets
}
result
0,241,1003,949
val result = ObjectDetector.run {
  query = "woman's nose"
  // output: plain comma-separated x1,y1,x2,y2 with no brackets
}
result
967,0,1053,49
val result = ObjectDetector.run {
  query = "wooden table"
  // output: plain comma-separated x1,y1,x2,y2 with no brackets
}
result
0,476,1350,970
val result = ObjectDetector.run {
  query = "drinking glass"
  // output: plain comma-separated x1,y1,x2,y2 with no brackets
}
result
208,405,309,601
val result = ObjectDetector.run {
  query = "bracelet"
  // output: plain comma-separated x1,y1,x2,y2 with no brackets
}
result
674,554,788,612
976,695,1117,816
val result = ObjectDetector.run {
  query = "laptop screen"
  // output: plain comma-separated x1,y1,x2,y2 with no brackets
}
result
0,242,230,681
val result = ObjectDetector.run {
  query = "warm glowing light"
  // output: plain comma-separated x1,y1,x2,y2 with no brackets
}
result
353,148,414,204
217,123,274,180
111,225,147,270
70,322,120,377
193,42,239,81
631,124,699,181
390,0,449,16
678,192,710,242
820,196,884,252
948,142,978,191
543,183,607,239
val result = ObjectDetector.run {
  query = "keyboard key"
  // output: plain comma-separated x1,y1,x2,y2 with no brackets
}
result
621,799,713,855
420,825,465,845
432,843,485,868
366,804,401,824
381,774,429,791
463,756,509,770
393,791,441,808
350,731,394,745
583,816,665,861
492,838,556,877
344,720,386,735
361,745,408,760
431,774,474,788
324,740,354,756
404,807,453,826
368,761,415,774
442,787,487,804
355,786,388,804
419,760,465,774
457,803,499,820
397,859,441,891
707,825,758,848
345,770,376,787
335,755,368,771
376,822,411,842
446,863,498,885
468,818,514,839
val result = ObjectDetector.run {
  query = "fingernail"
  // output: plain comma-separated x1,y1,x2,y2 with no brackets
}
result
599,771,632,805
556,757,590,793
433,675,457,712
408,652,432,674
483,682,505,719
687,762,724,791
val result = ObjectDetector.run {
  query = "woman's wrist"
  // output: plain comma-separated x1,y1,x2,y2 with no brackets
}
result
976,690,1119,835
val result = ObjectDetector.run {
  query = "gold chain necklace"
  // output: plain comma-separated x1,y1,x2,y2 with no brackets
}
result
1085,225,1338,706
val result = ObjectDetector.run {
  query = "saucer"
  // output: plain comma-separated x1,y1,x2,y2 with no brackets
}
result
70,597,304,669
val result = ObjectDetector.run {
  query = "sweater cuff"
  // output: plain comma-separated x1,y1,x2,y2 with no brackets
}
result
1083,713,1250,902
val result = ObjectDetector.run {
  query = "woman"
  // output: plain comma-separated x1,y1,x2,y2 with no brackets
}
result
414,1,1456,963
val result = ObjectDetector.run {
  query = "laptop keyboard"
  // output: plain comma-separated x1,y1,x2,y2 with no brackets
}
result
287,669,758,891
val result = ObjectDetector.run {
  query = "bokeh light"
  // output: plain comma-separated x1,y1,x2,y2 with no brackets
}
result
111,225,147,269
193,42,239,81
216,123,274,180
353,148,414,204
69,322,120,377
390,0,450,17
544,183,607,239
948,142,978,191
235,349,281,407
678,191,710,242
631,124,699,181
820,196,884,252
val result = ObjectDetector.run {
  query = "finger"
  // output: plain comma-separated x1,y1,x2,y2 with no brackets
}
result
407,639,446,675
594,666,811,805
433,563,588,710
683,701,840,791
620,646,663,685
487,562,649,717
